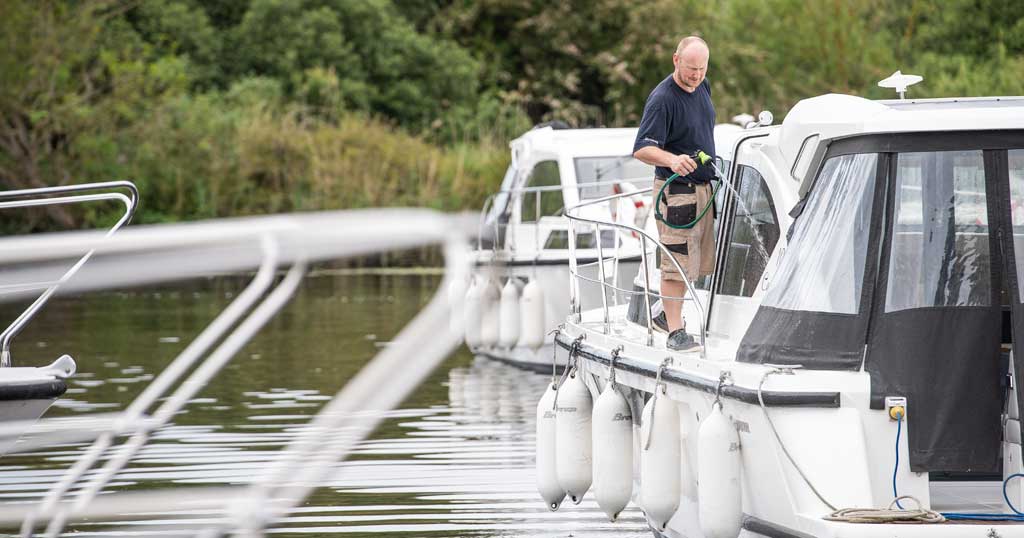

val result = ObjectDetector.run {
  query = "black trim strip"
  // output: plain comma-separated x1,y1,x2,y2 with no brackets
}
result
555,333,840,408
473,348,566,375
474,255,642,267
742,515,818,538
0,379,67,401
826,130,1024,157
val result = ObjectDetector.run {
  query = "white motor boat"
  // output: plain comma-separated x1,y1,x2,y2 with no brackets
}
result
542,78,1024,537
0,182,139,456
466,124,742,372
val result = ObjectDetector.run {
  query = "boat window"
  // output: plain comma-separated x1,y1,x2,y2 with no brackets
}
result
520,160,563,222
718,166,779,297
574,156,654,199
885,150,990,312
1009,150,1024,301
487,164,518,223
762,153,878,314
543,229,617,249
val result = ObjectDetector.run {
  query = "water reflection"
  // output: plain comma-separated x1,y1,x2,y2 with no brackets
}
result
0,275,646,537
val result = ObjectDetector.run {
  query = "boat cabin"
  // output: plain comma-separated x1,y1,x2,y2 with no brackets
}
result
724,95,1024,475
479,125,655,260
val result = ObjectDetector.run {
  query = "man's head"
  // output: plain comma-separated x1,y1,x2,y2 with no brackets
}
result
672,36,709,93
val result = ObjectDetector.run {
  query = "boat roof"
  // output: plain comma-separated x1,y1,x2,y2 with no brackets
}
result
778,94,1024,171
511,124,746,166
511,127,638,162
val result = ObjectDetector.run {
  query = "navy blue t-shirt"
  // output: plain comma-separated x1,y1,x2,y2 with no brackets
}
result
633,76,716,182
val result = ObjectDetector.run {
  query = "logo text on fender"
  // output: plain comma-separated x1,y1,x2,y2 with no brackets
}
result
555,406,578,413
612,413,632,422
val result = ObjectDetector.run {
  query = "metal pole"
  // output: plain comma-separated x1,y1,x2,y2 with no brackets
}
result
567,220,580,322
639,236,654,346
594,223,610,334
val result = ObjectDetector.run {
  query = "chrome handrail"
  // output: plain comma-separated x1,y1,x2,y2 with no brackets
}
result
2,209,474,537
474,176,651,261
565,186,708,355
0,181,139,367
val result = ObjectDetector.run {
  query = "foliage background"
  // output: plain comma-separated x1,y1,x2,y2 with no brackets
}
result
2,0,1023,234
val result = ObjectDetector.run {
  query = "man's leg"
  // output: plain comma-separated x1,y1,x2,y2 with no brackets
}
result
661,277,687,332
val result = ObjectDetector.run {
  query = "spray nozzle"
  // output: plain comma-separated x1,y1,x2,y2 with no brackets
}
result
691,150,712,166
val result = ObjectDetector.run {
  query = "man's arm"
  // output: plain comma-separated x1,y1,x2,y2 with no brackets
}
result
634,146,697,177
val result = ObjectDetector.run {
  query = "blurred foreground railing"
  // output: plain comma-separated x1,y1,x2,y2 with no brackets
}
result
0,209,473,538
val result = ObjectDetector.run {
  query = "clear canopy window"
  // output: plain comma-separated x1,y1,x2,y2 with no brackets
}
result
885,150,990,312
762,153,878,314
574,156,654,199
719,166,780,297
1010,149,1024,301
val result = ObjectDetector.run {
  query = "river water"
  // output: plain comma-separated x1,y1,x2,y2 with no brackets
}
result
0,274,649,537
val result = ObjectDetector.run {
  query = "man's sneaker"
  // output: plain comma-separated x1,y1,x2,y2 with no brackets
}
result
666,328,699,351
652,311,669,333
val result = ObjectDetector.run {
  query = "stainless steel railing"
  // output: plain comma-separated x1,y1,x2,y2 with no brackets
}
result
1,209,474,537
0,181,139,367
564,187,708,355
474,176,650,256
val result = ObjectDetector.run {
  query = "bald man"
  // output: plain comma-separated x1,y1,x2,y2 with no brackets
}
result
632,36,716,351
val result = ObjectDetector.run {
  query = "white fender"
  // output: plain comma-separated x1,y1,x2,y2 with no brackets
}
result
498,279,520,348
518,279,545,350
448,275,467,337
698,404,743,538
592,383,633,521
479,278,501,347
640,394,680,531
555,371,593,503
536,383,564,511
463,277,482,348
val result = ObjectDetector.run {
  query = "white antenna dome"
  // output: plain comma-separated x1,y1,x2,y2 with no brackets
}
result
878,70,923,99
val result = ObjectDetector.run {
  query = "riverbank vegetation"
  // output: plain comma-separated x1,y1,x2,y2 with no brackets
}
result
2,0,1023,233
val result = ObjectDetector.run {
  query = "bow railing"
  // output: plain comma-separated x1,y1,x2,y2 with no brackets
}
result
564,187,707,356
0,181,139,367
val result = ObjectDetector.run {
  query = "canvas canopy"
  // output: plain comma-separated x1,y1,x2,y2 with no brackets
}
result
737,131,1024,472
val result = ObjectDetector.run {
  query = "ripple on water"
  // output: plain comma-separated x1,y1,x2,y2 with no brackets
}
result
0,276,650,537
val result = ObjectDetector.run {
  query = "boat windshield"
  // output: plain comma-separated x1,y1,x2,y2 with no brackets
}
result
761,153,878,314
484,163,519,227
574,156,653,199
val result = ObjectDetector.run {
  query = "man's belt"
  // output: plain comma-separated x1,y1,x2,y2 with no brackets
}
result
655,174,709,185
655,175,706,195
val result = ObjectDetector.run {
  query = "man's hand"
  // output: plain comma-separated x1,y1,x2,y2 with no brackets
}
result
669,154,697,176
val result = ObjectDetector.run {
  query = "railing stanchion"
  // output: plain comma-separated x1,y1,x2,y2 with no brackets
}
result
534,191,542,255
594,223,610,334
567,219,580,322
639,236,654,346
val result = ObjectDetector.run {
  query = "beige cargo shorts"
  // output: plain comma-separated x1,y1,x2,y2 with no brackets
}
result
653,177,716,282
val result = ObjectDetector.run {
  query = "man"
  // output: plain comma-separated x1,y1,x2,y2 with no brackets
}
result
632,36,716,351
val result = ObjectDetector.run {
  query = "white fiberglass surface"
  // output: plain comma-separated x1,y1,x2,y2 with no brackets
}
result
886,150,990,312
1011,150,1024,301
762,153,877,314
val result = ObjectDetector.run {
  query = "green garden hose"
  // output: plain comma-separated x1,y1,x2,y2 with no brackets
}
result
654,150,719,230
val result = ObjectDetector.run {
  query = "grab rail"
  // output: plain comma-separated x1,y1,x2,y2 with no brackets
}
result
564,187,707,355
475,176,650,255
2,209,474,537
0,181,139,367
